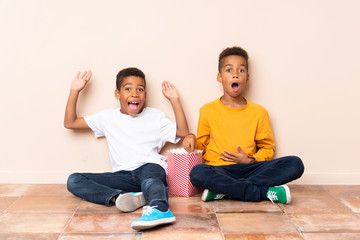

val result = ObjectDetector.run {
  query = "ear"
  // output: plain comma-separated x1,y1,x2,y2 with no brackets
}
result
217,72,223,83
246,74,250,83
114,89,120,100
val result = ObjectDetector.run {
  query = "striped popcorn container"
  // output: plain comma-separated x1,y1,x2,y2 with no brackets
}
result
167,148,203,197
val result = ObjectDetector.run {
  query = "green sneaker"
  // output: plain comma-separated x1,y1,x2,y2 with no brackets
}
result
201,189,225,202
267,185,291,204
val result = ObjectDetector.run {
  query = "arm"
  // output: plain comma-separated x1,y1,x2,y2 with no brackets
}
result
183,107,210,153
161,81,189,137
64,70,92,129
252,110,275,161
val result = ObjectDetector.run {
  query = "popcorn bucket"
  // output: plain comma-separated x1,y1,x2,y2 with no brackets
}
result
167,148,203,197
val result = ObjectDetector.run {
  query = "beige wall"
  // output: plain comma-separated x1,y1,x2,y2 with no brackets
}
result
0,0,359,184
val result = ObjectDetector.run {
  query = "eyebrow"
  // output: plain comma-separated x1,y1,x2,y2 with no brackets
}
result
123,83,145,88
225,64,246,68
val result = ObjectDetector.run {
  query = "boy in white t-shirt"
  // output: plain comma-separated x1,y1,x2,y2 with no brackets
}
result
64,67,189,230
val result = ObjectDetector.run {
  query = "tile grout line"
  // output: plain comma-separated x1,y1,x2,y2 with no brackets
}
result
1,184,33,214
57,199,83,240
277,202,305,237
2,196,22,214
322,185,357,214
212,201,226,240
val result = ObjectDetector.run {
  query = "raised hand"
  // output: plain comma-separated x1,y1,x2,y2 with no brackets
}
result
71,70,92,92
221,145,255,164
161,81,179,100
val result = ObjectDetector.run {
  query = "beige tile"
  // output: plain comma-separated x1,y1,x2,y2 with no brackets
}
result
0,213,71,233
60,233,141,240
288,185,329,198
339,196,360,213
0,184,30,197
289,213,360,232
281,195,352,214
217,213,298,234
225,233,304,239
0,197,17,212
6,196,80,213
65,213,139,233
142,231,223,240
23,184,73,197
214,199,282,213
303,233,360,240
169,196,214,213
77,201,124,214
323,185,360,197
0,233,60,240
144,213,220,232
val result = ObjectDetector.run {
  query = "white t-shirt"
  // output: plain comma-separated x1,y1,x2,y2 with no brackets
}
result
84,107,179,172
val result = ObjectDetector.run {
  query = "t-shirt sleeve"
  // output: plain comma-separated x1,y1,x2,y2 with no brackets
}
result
252,109,275,161
84,110,106,138
159,112,180,144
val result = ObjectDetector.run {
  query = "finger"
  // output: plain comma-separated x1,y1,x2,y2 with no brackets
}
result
84,72,91,81
75,71,80,79
185,137,196,152
190,142,195,152
237,145,244,153
221,156,234,162
86,70,92,80
164,81,171,90
183,144,189,152
183,141,191,152
221,151,235,160
80,71,87,78
223,150,237,158
168,82,175,89
162,81,169,91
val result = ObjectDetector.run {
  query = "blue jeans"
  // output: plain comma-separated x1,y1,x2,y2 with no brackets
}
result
190,156,304,202
67,163,168,207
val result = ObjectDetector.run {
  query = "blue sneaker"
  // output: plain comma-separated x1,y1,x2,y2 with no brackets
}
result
131,206,176,230
116,192,147,212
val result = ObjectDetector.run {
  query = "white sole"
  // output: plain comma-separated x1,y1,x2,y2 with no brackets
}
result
116,192,146,212
131,216,176,230
201,189,209,201
281,185,292,204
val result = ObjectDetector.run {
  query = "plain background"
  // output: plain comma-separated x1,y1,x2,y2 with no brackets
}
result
0,0,359,184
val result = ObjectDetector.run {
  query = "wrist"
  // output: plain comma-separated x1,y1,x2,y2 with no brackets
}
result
186,133,196,138
169,96,180,103
70,89,81,94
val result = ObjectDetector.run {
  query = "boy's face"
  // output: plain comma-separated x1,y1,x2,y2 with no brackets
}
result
217,55,249,98
115,76,146,116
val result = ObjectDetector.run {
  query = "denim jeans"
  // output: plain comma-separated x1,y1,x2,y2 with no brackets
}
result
190,156,304,202
67,163,168,207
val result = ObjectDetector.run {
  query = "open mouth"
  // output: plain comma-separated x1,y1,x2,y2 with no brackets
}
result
128,102,140,111
231,82,240,91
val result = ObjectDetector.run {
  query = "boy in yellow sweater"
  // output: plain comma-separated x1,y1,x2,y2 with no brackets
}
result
183,46,304,203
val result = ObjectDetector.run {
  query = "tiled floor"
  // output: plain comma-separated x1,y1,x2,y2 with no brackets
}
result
1,184,360,240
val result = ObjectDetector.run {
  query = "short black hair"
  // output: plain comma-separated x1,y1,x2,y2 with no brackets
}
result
218,46,249,72
116,67,146,90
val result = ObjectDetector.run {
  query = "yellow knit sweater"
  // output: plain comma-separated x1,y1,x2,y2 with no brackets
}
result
196,98,275,166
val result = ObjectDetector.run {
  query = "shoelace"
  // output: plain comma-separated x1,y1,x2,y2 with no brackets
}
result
267,191,278,204
215,193,225,200
142,206,158,216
